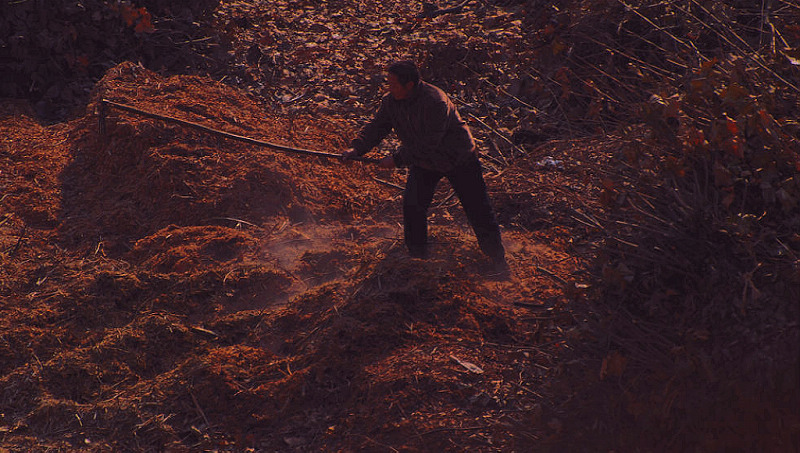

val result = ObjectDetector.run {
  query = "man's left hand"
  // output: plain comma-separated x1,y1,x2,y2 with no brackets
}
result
378,155,395,169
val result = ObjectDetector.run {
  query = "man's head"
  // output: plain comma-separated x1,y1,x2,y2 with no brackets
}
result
387,60,420,100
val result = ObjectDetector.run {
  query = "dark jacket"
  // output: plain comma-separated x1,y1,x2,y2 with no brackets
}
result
351,81,476,173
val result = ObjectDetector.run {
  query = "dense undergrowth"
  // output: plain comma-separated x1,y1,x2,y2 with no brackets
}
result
541,0,800,449
506,0,800,449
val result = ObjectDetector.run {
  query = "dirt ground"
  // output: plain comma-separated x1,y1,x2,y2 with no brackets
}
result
0,62,610,451
3,1,799,451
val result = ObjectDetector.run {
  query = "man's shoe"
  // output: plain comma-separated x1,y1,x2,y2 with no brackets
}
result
409,247,429,259
490,256,510,278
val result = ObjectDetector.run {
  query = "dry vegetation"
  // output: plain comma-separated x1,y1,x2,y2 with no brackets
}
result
1,0,798,451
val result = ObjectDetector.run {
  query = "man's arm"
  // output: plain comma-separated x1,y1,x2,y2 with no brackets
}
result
351,99,393,156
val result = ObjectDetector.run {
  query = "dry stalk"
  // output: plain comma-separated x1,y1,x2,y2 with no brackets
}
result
685,0,800,93
464,111,520,159
457,61,542,114
189,390,211,428
616,0,702,58
534,265,567,284
585,35,683,78
372,177,404,191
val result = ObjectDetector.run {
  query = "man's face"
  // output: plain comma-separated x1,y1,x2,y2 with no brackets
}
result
387,73,414,100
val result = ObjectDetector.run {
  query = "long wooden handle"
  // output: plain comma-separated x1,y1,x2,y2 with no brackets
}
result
99,99,380,164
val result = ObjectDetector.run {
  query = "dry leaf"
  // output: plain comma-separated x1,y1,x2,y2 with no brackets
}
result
450,355,484,374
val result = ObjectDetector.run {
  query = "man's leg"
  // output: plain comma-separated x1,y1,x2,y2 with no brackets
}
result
403,166,441,258
447,157,505,264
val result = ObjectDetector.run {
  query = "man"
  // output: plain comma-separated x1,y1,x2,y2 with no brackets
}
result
342,60,507,273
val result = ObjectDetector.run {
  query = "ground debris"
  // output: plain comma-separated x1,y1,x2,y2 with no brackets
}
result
2,0,798,450
0,61,576,451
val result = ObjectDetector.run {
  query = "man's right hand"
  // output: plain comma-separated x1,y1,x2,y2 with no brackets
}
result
341,149,360,162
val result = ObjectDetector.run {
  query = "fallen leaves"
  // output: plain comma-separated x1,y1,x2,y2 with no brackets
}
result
0,0,224,119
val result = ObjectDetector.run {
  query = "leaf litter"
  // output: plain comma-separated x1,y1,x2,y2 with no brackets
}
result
2,0,799,451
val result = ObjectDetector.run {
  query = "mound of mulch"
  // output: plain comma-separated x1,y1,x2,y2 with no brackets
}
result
51,61,400,256
1,61,582,451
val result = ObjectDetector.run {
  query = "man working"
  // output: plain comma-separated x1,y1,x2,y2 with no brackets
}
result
342,60,507,273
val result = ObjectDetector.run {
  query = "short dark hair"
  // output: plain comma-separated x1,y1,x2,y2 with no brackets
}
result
387,60,420,86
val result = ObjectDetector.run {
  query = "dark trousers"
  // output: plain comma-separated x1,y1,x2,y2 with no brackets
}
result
403,156,504,260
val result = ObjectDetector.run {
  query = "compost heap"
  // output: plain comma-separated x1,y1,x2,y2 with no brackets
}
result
0,62,598,451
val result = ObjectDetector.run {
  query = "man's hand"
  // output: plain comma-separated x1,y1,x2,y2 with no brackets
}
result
342,150,394,169
378,155,395,169
341,149,360,162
